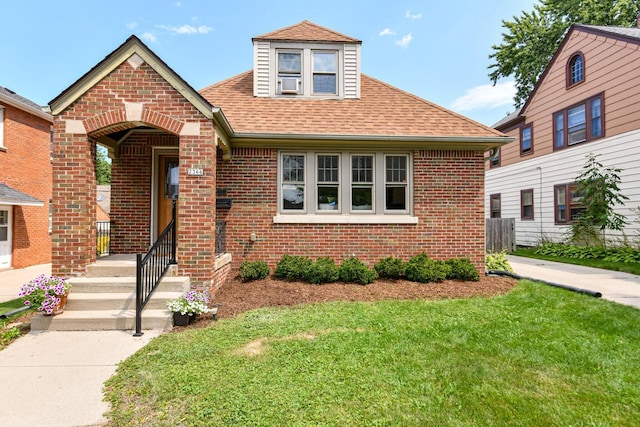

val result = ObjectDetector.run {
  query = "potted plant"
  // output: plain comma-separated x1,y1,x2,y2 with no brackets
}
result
18,274,72,316
167,290,213,326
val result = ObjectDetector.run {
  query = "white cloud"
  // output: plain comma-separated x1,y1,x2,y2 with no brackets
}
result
126,21,138,30
450,81,516,111
395,33,413,48
379,28,396,36
405,10,422,19
157,24,214,35
141,32,157,43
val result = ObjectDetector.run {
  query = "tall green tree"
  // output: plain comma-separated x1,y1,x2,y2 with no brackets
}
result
489,0,640,107
572,153,628,247
96,146,111,185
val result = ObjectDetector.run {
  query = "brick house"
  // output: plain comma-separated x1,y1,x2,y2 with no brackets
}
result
49,21,510,288
486,24,640,246
0,86,52,269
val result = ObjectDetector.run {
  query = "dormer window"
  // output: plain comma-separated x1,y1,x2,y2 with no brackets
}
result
277,51,302,95
566,52,585,88
312,51,337,95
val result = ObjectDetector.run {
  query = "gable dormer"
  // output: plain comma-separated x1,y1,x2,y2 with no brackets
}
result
252,20,362,99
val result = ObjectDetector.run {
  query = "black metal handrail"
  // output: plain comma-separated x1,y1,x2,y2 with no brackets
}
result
134,199,177,336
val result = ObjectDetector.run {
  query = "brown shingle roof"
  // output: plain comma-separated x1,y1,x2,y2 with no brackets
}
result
200,71,503,138
253,20,361,44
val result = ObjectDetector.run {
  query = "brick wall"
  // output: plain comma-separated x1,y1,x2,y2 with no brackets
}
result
0,102,52,268
216,148,486,274
53,59,216,282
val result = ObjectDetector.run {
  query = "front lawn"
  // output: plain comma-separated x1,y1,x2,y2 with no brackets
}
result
105,280,640,426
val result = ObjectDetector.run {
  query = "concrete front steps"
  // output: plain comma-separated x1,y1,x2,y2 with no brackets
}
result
31,258,190,332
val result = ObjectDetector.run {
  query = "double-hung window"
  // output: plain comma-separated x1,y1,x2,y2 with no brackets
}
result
0,106,4,149
520,125,533,155
385,155,407,211
317,154,340,211
490,194,501,218
521,189,534,220
277,50,302,95
351,155,374,211
554,183,585,224
278,151,413,221
553,93,603,150
281,154,305,211
312,51,337,95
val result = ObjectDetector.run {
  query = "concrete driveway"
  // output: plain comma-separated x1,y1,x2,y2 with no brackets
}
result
508,255,640,309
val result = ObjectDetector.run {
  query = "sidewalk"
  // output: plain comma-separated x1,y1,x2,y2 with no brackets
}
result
508,255,640,309
0,263,51,303
0,263,163,426
0,330,160,426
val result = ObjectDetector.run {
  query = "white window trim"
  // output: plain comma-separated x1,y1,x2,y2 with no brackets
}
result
276,150,415,224
0,106,5,149
271,42,343,99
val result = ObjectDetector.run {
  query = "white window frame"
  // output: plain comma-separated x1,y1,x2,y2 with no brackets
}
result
384,154,410,214
276,151,416,224
271,43,343,98
312,50,338,95
0,106,5,149
316,153,340,213
350,153,375,213
276,49,303,95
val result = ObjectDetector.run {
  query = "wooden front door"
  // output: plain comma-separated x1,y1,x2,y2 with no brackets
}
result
157,155,179,236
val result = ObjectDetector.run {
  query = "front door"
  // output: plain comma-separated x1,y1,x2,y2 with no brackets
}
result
0,207,12,268
157,155,179,236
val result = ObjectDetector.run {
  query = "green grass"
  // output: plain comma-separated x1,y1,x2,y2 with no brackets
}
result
0,298,32,351
105,281,640,426
512,248,640,275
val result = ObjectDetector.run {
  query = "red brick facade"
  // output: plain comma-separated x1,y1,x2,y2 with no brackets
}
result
52,59,217,284
216,148,486,273
0,102,52,268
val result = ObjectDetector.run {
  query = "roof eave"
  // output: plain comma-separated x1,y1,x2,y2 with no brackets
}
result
230,132,513,151
0,93,52,122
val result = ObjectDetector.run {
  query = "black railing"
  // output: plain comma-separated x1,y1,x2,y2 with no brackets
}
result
215,220,227,256
134,200,177,336
96,221,112,257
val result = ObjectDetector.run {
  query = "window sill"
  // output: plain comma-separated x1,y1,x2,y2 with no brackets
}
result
273,215,419,224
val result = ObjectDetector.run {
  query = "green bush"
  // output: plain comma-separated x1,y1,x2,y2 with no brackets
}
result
239,260,270,281
405,253,451,283
303,257,339,284
445,258,480,281
374,256,406,279
339,257,378,285
534,242,640,264
485,251,514,272
274,255,313,281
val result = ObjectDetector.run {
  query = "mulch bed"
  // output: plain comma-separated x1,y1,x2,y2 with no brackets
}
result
183,275,518,328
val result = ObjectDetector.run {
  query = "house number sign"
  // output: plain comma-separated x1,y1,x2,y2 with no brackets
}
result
187,168,204,176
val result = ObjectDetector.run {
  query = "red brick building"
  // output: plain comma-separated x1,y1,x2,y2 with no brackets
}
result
0,86,52,269
49,21,510,288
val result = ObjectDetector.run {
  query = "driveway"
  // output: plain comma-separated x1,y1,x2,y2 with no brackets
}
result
508,255,640,309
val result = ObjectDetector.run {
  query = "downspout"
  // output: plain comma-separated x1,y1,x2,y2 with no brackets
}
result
538,166,543,243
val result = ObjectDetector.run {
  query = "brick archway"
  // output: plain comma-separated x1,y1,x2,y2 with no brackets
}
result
51,47,217,287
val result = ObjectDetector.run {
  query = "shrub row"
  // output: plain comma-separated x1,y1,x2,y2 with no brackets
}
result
241,253,480,284
535,242,640,264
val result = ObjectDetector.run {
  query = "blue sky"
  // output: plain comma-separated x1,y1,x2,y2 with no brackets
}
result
1,0,536,127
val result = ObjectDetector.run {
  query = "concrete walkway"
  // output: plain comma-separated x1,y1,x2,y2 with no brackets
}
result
0,264,163,426
508,255,640,309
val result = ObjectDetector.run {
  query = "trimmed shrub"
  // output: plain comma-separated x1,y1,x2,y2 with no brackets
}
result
405,253,451,283
339,257,378,285
445,258,480,281
374,256,406,279
274,255,313,281
239,260,270,281
303,257,339,284
485,251,514,272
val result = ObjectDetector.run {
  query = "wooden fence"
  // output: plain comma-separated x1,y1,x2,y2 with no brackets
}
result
486,218,516,252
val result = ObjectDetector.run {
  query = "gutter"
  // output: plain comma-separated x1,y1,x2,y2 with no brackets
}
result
0,93,52,122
